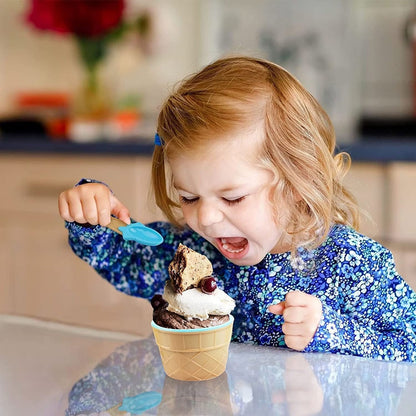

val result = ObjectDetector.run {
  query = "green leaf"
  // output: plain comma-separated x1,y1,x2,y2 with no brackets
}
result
76,36,108,72
75,22,128,72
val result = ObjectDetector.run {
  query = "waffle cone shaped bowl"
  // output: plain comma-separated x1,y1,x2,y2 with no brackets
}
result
151,315,234,381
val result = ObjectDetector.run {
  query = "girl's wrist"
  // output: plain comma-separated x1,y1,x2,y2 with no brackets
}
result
75,178,113,193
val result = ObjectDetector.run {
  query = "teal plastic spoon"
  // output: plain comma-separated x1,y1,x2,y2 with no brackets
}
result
107,217,163,246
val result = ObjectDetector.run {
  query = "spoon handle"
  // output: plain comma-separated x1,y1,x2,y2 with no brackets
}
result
106,217,126,235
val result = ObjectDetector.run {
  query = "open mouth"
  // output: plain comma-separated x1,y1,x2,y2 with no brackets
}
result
216,237,249,259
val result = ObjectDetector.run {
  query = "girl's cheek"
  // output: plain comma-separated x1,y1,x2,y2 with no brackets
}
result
181,206,195,224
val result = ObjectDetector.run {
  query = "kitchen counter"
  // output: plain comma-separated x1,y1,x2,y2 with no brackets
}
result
0,137,155,157
2,314,415,416
341,139,416,162
1,136,416,161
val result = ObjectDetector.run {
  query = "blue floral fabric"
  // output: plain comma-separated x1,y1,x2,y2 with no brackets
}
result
65,221,416,362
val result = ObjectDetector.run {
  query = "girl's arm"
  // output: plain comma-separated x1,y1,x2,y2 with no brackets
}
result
65,220,178,299
60,178,171,298
304,249,416,362
65,219,212,300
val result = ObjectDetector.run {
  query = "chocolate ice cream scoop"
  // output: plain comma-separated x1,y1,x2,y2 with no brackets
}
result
152,298,230,329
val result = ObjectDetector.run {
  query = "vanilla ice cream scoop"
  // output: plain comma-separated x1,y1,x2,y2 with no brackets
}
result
163,280,235,320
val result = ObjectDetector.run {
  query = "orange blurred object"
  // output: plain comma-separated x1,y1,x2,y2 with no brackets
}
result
16,92,70,139
16,92,69,107
113,109,141,133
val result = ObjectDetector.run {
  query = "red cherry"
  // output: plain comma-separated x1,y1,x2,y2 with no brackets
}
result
200,277,217,294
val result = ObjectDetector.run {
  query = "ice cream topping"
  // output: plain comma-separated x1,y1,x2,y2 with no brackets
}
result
163,280,235,320
151,244,235,328
200,276,217,294
168,244,213,293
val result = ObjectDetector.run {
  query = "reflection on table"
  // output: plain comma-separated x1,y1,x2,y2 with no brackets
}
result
66,338,416,416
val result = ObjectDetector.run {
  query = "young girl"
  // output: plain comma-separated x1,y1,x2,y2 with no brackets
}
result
59,56,416,362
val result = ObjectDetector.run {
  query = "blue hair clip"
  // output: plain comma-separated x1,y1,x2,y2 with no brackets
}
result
154,133,163,146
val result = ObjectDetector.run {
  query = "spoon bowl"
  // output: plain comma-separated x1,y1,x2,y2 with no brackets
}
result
106,217,163,246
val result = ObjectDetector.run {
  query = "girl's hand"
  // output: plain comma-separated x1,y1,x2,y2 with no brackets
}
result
58,183,131,227
268,291,322,351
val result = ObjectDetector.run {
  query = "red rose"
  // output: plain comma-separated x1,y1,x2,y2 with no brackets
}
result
26,0,125,38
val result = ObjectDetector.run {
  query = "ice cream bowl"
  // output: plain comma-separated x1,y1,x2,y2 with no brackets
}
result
151,315,234,381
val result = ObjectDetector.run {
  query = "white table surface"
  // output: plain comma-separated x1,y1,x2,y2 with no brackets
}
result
1,315,416,416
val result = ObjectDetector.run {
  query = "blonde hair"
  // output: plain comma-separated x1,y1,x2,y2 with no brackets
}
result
152,56,360,249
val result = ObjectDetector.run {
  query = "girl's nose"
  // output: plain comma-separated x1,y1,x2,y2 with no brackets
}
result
197,200,224,227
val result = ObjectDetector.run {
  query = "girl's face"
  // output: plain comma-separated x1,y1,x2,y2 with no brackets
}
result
168,127,291,266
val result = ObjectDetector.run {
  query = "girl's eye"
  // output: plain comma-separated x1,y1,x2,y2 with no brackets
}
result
179,196,199,205
223,196,245,206
179,195,245,206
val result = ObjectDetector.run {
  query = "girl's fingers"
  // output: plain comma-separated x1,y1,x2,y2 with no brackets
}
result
60,190,85,223
69,195,86,223
58,184,131,227
268,301,285,315
110,195,131,224
81,197,101,225
284,335,310,352
285,290,311,307
94,192,112,226
283,306,305,324
282,322,305,336
58,192,73,222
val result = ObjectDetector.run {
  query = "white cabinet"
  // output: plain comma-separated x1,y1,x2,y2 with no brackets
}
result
387,163,416,290
346,161,416,290
400,249,416,290
0,153,164,336
389,246,416,291
344,162,386,240
388,163,416,244
356,0,414,115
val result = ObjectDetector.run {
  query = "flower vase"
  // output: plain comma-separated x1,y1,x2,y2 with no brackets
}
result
69,66,113,142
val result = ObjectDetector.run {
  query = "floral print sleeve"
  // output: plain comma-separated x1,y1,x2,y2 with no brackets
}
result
303,231,416,361
65,220,217,299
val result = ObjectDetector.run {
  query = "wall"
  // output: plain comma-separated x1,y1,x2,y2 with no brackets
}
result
1,0,415,137
356,0,415,116
0,0,202,120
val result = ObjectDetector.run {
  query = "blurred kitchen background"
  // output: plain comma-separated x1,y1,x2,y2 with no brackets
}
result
1,0,416,336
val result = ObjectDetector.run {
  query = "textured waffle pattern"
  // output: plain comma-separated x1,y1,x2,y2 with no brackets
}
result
153,321,233,381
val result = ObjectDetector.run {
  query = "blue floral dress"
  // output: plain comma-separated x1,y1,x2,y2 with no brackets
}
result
66,221,416,362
